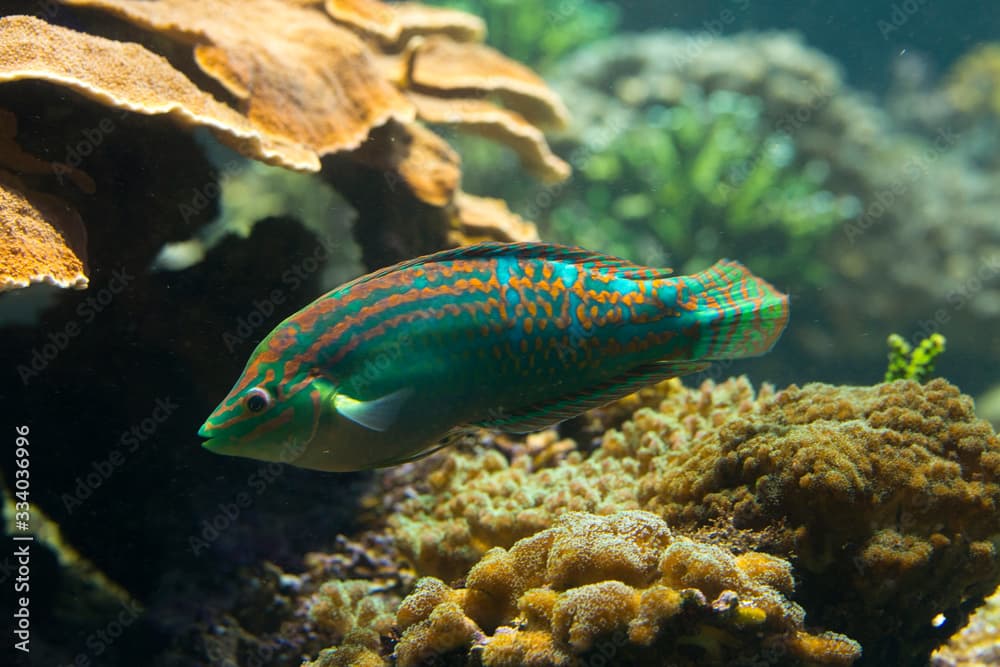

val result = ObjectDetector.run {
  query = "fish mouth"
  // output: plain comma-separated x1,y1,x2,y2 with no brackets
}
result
198,422,233,454
200,436,231,454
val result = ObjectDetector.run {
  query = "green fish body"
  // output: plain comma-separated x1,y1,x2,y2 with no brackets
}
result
199,242,789,471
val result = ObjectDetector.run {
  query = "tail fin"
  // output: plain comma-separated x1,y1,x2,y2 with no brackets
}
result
682,260,789,360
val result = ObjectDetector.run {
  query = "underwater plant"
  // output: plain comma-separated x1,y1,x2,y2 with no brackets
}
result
428,0,620,70
884,332,947,382
547,87,859,285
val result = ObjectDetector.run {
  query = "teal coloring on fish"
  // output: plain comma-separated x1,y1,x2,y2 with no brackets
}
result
198,242,789,471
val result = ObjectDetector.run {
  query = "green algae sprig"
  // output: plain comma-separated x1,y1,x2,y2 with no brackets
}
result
884,332,946,382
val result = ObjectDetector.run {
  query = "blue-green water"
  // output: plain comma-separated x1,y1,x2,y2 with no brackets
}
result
1,1,998,665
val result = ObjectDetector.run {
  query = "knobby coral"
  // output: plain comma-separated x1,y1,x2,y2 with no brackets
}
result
390,377,766,582
394,511,861,666
390,377,1000,665
649,379,1000,664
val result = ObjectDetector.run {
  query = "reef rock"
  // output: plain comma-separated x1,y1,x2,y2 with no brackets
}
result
391,377,1000,665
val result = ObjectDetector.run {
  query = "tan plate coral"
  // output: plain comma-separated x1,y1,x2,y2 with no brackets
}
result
0,168,88,292
0,107,89,291
0,0,568,290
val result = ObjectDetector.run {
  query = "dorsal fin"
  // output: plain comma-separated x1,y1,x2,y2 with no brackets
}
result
476,360,708,433
337,242,673,293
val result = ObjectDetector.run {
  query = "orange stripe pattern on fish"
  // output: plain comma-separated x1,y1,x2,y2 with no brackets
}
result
198,242,789,471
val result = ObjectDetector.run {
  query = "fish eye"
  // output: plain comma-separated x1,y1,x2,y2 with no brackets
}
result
244,387,271,414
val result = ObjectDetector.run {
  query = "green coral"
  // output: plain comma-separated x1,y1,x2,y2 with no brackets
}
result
428,0,619,70
547,87,859,285
884,332,946,382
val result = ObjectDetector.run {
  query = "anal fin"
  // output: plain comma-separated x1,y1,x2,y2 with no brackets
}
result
476,360,707,433
367,426,477,468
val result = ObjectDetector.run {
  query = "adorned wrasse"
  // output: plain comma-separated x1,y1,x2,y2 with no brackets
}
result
199,242,788,471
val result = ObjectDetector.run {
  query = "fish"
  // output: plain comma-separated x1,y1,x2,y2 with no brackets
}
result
198,242,789,471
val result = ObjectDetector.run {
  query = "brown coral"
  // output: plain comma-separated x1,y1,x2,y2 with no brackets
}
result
649,379,1000,664
409,92,571,183
322,0,486,45
391,377,764,582
0,13,317,170
56,0,566,191
60,0,414,167
0,169,88,291
395,511,861,666
449,191,538,245
390,377,1000,665
2,0,564,283
406,35,569,129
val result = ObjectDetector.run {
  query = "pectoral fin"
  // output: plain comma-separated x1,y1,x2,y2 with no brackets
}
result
334,387,413,432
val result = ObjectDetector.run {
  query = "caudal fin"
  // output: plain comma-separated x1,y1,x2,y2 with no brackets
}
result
682,260,789,360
